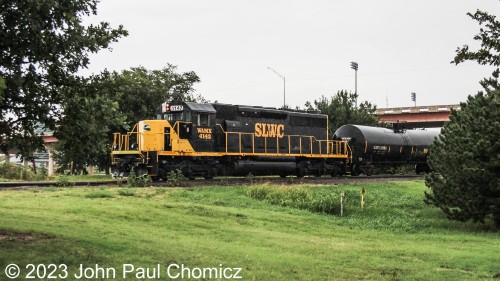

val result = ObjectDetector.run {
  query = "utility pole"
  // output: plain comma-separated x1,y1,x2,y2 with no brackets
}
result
350,62,358,107
267,67,286,108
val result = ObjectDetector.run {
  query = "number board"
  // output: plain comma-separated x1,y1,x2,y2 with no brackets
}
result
170,105,184,112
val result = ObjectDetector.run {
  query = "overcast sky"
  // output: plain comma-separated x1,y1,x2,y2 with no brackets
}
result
82,0,499,109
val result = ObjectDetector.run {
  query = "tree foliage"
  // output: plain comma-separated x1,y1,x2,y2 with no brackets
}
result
0,0,127,158
305,90,378,135
53,75,125,174
425,7,500,228
108,65,202,129
54,65,202,174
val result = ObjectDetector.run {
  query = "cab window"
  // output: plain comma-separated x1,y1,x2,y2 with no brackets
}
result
165,112,184,122
197,114,210,126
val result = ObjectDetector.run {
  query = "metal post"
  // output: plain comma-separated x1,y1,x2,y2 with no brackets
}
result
361,188,366,210
283,77,286,108
267,67,286,108
340,191,345,216
350,62,359,107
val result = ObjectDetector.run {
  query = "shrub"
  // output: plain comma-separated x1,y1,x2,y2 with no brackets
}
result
166,169,186,185
55,175,71,187
127,174,152,187
247,185,340,215
0,162,34,180
34,164,49,181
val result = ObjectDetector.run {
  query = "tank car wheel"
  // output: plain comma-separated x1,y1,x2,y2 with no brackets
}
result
415,163,428,175
363,164,375,176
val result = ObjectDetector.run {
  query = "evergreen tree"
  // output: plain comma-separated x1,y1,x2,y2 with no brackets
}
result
425,7,500,228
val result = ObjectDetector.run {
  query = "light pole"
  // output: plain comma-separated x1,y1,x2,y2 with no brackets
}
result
350,61,358,107
267,67,286,108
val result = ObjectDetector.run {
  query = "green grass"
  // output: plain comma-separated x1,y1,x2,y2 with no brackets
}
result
0,181,498,280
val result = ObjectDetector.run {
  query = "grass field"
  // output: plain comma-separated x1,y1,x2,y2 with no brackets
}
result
0,181,498,280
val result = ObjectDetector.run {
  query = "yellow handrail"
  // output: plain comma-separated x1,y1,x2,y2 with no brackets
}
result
219,124,348,157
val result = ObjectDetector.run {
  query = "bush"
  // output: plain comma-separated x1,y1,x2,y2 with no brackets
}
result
127,174,152,187
0,162,34,180
247,185,341,215
166,169,186,185
34,164,49,181
55,175,71,187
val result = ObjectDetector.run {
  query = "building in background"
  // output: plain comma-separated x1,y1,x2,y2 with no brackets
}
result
374,104,460,129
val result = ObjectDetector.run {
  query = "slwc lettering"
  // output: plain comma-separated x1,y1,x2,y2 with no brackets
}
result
254,123,285,138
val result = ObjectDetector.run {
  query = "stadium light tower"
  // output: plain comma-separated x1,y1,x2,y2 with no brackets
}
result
350,62,358,107
267,67,286,108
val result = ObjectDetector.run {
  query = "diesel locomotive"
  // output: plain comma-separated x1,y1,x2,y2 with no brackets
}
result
334,124,439,176
111,102,351,179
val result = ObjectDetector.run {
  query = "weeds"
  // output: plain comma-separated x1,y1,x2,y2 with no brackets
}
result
118,189,136,197
127,174,152,187
247,185,342,215
55,175,71,187
85,190,115,199
0,162,34,180
166,169,186,185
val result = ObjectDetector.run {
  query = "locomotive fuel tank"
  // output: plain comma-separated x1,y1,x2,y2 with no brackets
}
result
334,125,440,175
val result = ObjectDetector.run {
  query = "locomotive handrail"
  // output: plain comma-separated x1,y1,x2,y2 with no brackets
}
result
112,124,140,151
217,123,349,157
113,122,349,158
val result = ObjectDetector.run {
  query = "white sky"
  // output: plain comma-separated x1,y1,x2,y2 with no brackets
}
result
81,0,500,109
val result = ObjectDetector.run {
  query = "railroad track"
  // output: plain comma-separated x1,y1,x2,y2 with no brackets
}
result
0,174,424,189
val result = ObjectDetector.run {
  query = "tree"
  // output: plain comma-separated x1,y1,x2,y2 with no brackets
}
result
53,65,202,174
53,75,126,174
305,90,378,135
108,65,202,129
425,7,500,228
0,0,128,159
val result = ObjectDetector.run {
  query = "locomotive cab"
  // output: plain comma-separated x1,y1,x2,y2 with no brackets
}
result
160,102,216,153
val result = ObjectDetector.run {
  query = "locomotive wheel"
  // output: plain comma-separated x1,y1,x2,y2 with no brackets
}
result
351,164,360,176
133,165,148,177
296,167,305,178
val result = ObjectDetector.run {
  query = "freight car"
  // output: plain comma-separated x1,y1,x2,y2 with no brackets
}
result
333,124,439,176
111,102,350,179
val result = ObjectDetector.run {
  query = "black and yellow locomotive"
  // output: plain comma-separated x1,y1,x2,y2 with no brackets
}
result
111,102,351,179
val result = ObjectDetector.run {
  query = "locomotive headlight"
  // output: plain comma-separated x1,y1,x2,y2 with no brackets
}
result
143,124,151,131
